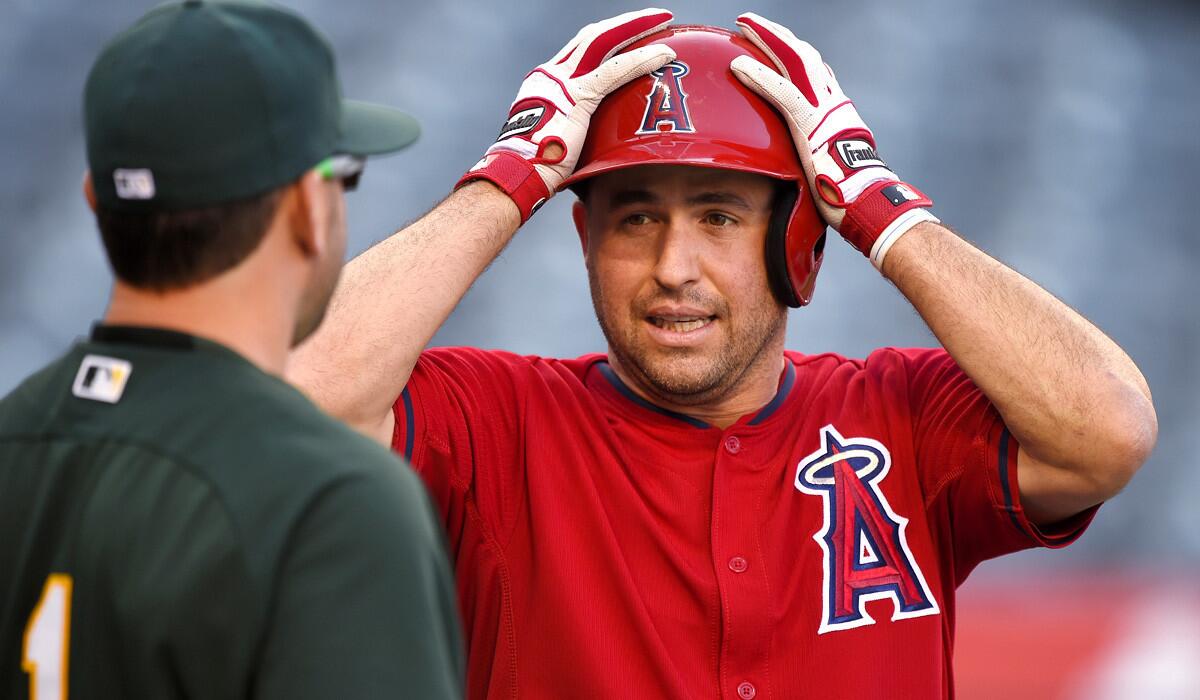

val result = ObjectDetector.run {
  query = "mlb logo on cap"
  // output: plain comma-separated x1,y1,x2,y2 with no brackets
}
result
113,169,156,200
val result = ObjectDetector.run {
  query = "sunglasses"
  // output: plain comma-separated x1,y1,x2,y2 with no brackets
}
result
316,154,366,192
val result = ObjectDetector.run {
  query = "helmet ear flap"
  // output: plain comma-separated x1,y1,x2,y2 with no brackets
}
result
766,185,802,308
766,182,827,308
801,230,827,302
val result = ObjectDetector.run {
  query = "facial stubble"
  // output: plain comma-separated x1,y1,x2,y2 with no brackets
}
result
588,266,787,407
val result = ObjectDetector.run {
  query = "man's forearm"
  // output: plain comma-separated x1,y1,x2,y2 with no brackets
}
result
288,181,520,437
881,222,1156,497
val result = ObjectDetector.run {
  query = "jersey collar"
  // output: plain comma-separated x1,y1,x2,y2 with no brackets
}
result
89,324,251,369
748,358,796,426
91,324,197,349
594,358,797,430
596,362,711,429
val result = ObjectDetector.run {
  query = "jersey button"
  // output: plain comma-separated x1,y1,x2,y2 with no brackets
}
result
737,681,757,699
724,435,741,454
728,556,749,573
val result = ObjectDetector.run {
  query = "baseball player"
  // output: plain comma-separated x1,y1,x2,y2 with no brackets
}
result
0,2,461,698
290,9,1157,699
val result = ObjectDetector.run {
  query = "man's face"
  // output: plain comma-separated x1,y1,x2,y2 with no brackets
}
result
292,177,347,346
579,165,787,406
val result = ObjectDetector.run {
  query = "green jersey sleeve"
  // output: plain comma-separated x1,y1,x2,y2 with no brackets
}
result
251,468,464,699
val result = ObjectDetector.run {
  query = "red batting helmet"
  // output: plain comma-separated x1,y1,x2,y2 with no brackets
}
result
561,24,827,308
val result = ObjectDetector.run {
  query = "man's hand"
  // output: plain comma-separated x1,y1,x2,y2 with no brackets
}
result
458,9,676,223
730,13,938,269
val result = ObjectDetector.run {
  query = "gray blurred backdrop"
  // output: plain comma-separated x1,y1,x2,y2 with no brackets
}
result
1,0,1197,573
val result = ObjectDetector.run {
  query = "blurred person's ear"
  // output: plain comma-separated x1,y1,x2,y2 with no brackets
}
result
82,171,96,212
287,170,331,261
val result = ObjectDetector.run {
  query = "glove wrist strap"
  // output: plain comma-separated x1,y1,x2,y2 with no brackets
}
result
838,180,938,270
869,208,939,270
456,150,550,224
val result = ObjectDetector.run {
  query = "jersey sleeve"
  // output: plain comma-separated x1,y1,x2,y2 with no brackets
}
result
893,347,1099,584
391,347,528,543
252,469,464,700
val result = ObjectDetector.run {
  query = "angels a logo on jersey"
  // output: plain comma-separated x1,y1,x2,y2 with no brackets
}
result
794,425,939,634
637,61,694,135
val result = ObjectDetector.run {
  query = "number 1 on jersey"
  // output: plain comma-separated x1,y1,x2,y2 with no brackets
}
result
22,574,73,700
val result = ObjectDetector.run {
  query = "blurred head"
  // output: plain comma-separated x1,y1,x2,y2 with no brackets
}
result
82,0,419,345
564,24,826,401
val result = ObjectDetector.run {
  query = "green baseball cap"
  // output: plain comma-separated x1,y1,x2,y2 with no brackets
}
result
84,0,420,211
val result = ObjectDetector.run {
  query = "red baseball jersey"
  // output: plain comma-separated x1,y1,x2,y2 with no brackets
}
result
392,346,1096,700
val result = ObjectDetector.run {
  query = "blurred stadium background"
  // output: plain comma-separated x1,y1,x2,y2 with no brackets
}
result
2,0,1197,696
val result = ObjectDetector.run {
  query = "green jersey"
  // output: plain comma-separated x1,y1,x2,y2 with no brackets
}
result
0,325,463,699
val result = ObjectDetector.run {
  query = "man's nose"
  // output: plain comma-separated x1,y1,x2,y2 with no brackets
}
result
652,220,703,290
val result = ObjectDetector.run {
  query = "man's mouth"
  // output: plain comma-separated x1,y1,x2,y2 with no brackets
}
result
647,315,715,333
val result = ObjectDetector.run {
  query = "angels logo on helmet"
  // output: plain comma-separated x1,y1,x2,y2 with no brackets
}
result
637,61,695,135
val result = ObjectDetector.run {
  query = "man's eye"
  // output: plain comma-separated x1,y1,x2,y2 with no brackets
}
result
624,213,652,226
705,213,734,227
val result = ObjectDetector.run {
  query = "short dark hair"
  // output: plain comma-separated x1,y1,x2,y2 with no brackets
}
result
95,188,282,291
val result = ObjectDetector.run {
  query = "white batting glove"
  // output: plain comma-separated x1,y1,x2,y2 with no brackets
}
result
458,9,675,223
730,13,939,269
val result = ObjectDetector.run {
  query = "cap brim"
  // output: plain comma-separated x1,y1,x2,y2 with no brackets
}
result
337,99,420,156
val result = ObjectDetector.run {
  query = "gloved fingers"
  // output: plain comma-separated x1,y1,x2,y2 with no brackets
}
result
508,71,575,114
575,44,676,103
555,8,673,78
735,12,827,108
730,54,807,124
820,62,848,102
731,53,864,148
730,55,827,179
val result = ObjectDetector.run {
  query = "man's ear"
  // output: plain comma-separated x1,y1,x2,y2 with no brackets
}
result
289,169,327,259
82,171,97,213
572,200,589,258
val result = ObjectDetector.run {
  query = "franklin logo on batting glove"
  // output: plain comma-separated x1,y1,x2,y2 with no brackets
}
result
497,106,547,140
835,139,885,170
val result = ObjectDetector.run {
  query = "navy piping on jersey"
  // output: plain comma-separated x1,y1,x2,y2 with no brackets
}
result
997,427,1026,535
747,359,796,425
998,427,1080,544
596,359,797,429
597,363,711,429
401,388,415,461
